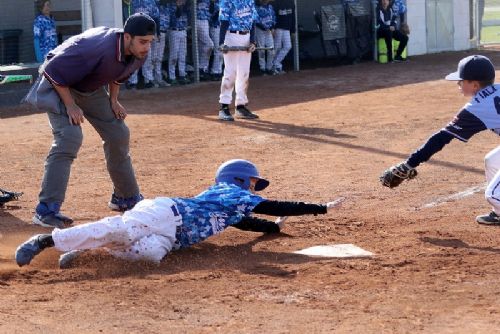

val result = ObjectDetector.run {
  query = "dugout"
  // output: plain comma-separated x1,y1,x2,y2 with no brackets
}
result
295,0,374,65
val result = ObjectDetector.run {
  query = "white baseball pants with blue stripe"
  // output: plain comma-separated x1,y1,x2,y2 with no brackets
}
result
143,33,166,83
273,28,292,71
168,29,187,80
209,26,223,74
484,146,500,214
52,198,182,263
197,19,214,72
255,27,274,71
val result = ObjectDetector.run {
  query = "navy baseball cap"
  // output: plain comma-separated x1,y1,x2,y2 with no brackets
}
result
445,55,495,81
124,13,156,36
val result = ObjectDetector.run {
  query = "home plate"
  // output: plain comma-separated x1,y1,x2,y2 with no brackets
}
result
293,244,374,258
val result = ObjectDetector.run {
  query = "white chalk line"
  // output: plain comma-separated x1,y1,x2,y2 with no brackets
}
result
418,184,486,209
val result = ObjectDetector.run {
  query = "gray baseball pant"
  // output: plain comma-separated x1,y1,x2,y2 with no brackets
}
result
39,86,140,204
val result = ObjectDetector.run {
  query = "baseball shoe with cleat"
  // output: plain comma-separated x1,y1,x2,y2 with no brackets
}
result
476,211,500,225
218,104,234,121
15,234,45,266
235,105,259,119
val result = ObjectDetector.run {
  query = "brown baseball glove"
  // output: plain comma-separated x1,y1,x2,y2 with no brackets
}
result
380,162,417,188
400,23,410,36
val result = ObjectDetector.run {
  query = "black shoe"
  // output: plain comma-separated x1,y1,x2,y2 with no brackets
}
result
211,73,222,81
394,55,407,62
178,76,190,85
143,81,154,89
125,82,137,90
235,105,259,119
218,105,234,121
476,211,500,225
200,71,210,81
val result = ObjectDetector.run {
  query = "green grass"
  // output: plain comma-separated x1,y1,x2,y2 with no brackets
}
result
481,26,500,44
487,0,500,7
483,10,500,20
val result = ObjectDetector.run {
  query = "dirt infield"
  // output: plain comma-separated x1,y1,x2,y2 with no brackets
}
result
1,47,500,333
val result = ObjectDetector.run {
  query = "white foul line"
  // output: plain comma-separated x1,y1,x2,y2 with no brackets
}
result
419,184,486,209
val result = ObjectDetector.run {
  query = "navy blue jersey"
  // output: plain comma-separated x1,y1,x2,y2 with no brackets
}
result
444,84,500,141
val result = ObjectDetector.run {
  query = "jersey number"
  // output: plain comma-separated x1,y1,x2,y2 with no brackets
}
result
495,96,500,114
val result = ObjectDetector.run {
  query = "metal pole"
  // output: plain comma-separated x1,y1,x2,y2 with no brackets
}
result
293,0,300,71
372,0,378,61
191,0,200,83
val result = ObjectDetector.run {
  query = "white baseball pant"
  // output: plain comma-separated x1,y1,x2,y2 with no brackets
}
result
209,26,223,75
219,31,251,106
52,197,182,263
273,28,292,71
168,29,187,80
255,27,274,71
197,19,214,72
484,145,500,214
143,33,167,83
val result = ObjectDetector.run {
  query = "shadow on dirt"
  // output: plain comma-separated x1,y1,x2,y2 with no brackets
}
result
420,236,500,253
2,49,499,121
8,232,372,284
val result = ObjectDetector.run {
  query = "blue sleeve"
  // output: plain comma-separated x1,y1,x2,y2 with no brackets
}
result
34,37,43,63
406,130,455,168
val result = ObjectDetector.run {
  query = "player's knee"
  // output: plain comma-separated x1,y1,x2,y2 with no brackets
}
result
58,126,83,154
105,124,130,147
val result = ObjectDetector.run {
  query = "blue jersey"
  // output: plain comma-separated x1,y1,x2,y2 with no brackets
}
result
159,4,170,32
256,4,275,30
132,0,160,20
209,0,220,28
197,0,211,20
168,3,190,30
219,0,258,32
33,15,57,60
172,183,265,248
392,0,407,15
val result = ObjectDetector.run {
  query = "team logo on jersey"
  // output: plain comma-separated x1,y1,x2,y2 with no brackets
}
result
209,212,228,234
326,14,340,33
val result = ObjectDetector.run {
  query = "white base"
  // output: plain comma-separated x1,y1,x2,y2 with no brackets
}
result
293,244,374,258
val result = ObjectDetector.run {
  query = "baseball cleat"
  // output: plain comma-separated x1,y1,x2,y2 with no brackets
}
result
218,106,234,121
476,211,500,225
32,212,73,229
59,250,84,269
235,106,259,119
15,234,45,267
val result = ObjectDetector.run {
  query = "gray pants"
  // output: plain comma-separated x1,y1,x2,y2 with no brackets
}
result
39,87,140,204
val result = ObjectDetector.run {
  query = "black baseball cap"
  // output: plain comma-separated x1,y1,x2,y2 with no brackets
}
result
445,55,495,81
124,13,156,36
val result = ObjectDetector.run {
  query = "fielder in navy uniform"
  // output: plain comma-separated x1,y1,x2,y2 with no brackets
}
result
24,13,156,229
15,159,343,268
218,0,260,121
380,55,500,225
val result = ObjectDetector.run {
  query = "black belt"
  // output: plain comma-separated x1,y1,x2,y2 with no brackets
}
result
229,30,249,35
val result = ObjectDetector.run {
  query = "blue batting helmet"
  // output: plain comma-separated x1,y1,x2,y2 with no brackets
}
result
215,159,269,191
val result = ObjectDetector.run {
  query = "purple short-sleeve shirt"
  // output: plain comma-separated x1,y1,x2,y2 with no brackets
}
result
43,27,145,92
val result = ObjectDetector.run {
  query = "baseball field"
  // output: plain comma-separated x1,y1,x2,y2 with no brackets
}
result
1,47,500,333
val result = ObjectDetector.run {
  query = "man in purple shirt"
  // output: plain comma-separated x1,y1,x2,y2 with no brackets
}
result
24,13,156,229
